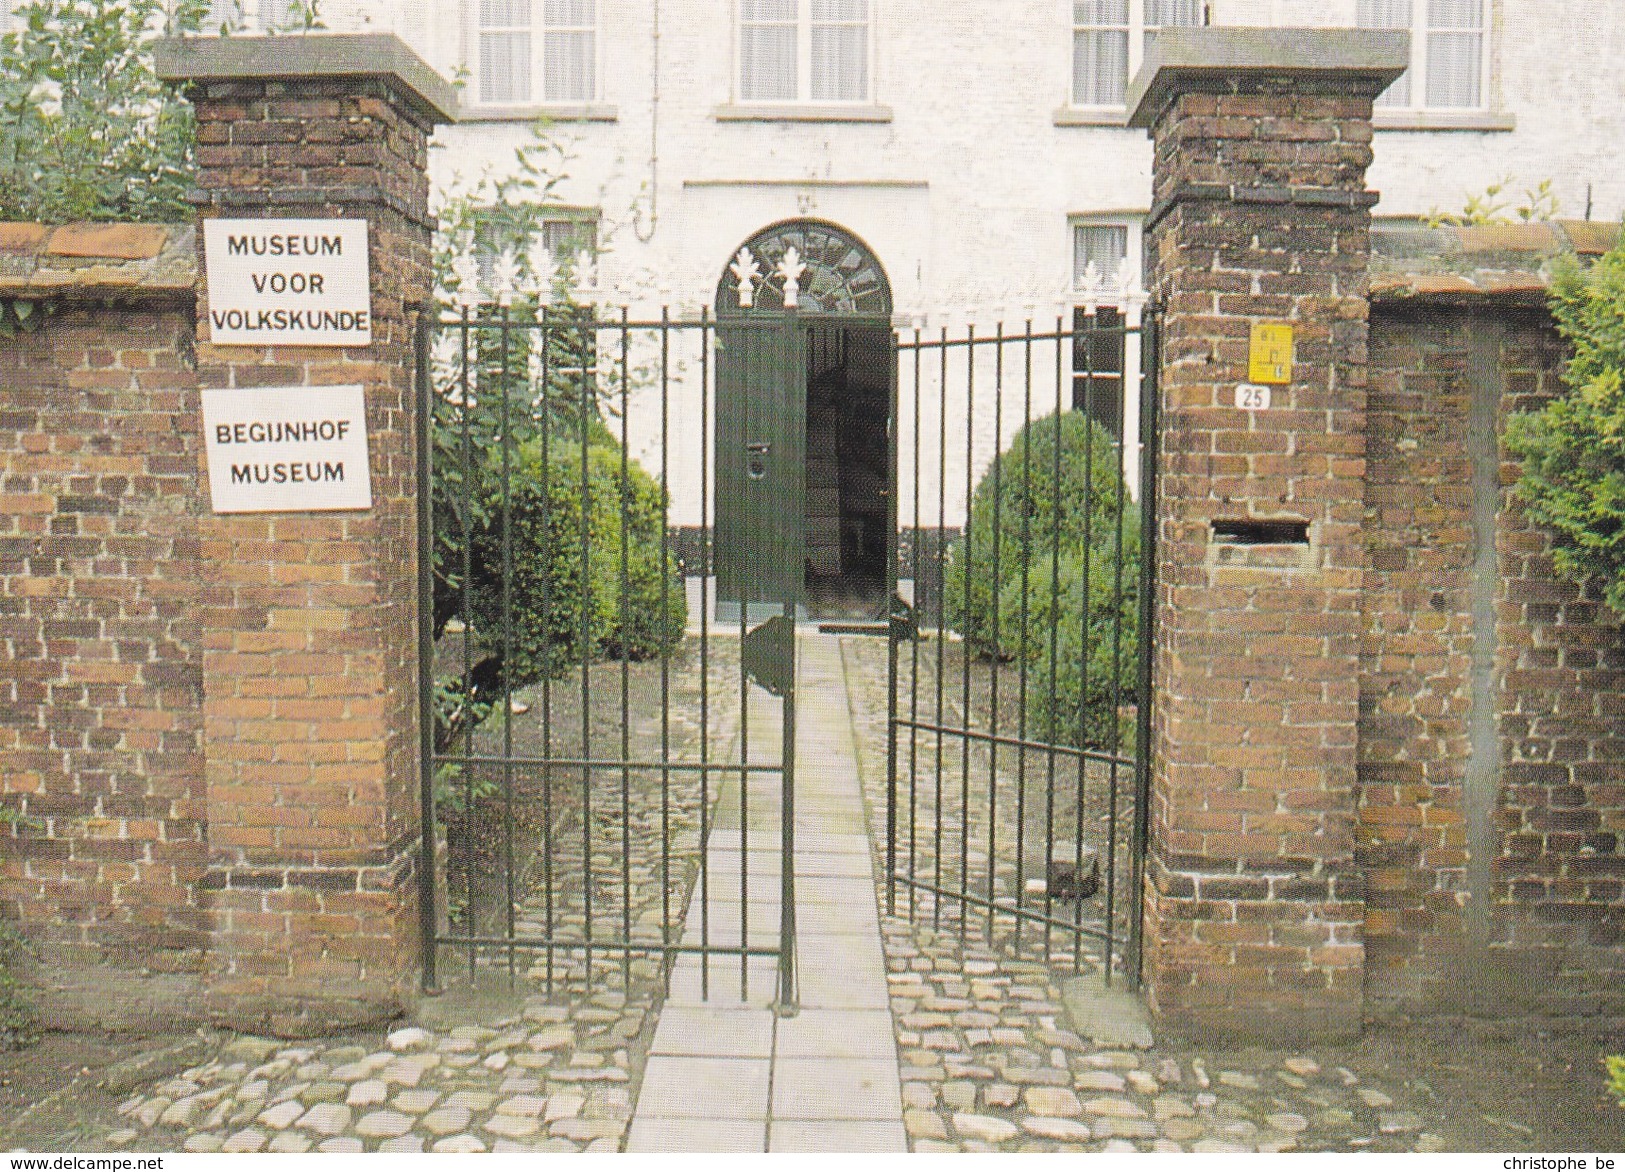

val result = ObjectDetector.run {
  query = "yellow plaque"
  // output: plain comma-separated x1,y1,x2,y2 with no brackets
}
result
1248,322,1294,385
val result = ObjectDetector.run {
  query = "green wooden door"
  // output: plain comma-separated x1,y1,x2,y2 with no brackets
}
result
715,315,806,621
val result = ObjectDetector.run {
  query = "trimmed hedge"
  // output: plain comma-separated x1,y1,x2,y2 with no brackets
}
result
467,437,686,682
945,411,1132,656
434,428,685,753
945,411,1140,751
995,535,1141,752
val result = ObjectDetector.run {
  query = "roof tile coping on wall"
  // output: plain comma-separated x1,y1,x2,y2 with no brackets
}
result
1370,218,1623,306
0,222,196,300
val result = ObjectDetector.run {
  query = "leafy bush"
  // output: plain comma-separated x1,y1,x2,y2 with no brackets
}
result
995,533,1141,751
945,410,1132,656
465,437,685,685
1607,1054,1625,1108
434,423,685,751
945,411,1140,751
1425,176,1560,228
1506,228,1625,618
0,0,207,222
0,920,37,1051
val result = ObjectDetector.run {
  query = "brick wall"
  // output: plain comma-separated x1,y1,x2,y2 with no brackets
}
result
1361,301,1625,1015
0,34,453,1034
1493,314,1624,1012
0,298,209,982
1359,304,1478,1005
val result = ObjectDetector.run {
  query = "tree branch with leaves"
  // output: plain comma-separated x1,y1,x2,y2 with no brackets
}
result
1506,226,1625,618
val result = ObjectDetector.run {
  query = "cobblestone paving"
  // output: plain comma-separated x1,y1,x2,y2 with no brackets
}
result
878,921,1447,1154
841,636,1450,1153
33,631,1537,1153
101,1007,644,1153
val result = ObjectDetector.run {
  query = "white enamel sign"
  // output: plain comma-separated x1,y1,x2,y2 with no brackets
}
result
1235,383,1273,411
201,386,372,514
202,218,372,346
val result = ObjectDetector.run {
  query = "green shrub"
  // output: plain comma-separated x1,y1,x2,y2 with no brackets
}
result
436,429,685,750
466,436,686,684
1607,1054,1625,1108
945,411,1131,657
1506,227,1625,618
0,920,37,1051
944,411,1140,751
996,532,1141,752
0,0,206,222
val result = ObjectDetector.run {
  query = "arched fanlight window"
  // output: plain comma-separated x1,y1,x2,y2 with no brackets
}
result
715,219,892,316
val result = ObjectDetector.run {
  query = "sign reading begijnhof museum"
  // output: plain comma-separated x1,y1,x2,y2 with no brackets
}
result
202,219,372,346
200,386,372,514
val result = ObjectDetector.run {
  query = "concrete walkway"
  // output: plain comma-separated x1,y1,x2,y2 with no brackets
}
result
626,634,907,1153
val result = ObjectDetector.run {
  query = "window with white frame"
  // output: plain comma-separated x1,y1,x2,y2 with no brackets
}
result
1072,223,1133,436
477,212,599,270
473,210,599,290
739,0,870,104
1357,0,1487,110
476,0,597,107
1072,0,1201,109
205,0,306,32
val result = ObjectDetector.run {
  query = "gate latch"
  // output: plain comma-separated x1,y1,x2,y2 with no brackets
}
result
746,441,771,480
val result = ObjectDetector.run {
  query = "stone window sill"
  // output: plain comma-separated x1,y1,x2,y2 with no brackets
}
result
1374,110,1515,132
458,103,619,123
713,103,893,123
1054,107,1129,127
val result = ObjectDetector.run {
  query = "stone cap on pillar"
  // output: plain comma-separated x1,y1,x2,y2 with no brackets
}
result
1127,27,1410,129
154,33,458,126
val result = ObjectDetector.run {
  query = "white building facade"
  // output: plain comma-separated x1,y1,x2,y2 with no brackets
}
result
188,1,1625,541
252,0,1625,308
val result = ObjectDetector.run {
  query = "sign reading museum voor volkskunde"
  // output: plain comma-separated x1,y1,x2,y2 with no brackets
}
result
200,386,372,514
202,218,371,346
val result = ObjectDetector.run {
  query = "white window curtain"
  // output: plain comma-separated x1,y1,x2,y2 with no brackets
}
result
1075,224,1128,287
206,0,301,32
541,216,597,258
479,0,532,104
542,0,595,102
1073,0,1198,108
741,0,868,103
1356,0,1413,106
1073,0,1130,107
1140,0,1201,62
741,0,798,101
1426,0,1483,108
810,0,868,102
1359,0,1484,109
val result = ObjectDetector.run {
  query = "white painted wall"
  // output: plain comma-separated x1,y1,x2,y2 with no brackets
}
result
306,0,1622,525
319,0,1625,241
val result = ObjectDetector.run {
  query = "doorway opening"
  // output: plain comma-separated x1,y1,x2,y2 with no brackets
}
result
804,322,891,620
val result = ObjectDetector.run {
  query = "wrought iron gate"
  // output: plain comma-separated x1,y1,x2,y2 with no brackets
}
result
884,312,1158,985
415,306,801,1004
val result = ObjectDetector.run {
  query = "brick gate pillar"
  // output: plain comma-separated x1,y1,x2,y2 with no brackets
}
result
156,36,455,1031
1126,29,1407,1042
